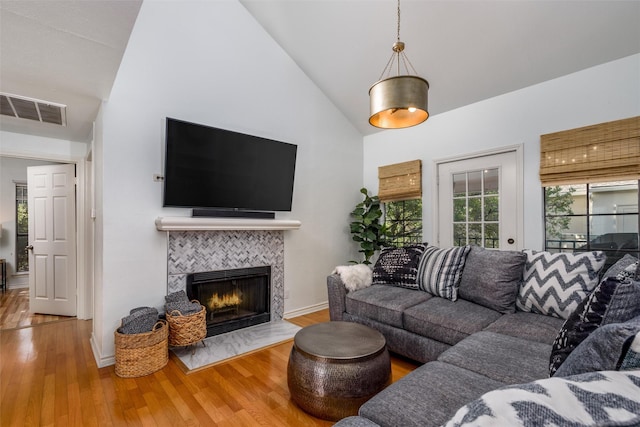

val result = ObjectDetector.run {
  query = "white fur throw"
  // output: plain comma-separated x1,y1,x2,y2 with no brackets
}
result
332,264,373,292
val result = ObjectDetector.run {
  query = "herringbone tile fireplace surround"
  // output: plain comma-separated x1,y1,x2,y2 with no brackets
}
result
166,230,285,322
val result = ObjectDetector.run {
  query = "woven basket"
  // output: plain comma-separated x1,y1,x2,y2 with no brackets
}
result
114,320,168,378
166,302,207,347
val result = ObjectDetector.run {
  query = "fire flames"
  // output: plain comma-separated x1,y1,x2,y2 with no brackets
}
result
208,291,242,311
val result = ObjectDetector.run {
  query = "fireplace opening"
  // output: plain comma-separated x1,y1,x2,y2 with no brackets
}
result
186,266,271,337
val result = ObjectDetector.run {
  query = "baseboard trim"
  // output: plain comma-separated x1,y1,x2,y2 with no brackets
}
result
283,301,328,319
90,332,115,368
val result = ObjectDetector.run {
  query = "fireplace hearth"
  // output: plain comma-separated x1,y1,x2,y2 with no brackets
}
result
187,266,271,337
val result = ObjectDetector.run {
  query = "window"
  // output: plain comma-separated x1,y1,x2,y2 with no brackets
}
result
378,160,423,247
384,199,422,247
16,183,29,272
452,168,500,248
544,180,639,271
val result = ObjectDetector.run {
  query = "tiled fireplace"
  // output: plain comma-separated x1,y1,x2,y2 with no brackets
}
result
166,230,286,325
157,217,302,368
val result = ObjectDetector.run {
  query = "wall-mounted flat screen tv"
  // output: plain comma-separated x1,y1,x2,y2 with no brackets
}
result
163,118,297,213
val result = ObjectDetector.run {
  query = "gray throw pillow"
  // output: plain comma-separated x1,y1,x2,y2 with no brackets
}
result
619,332,640,370
602,254,639,280
458,247,525,314
549,277,640,376
554,316,640,377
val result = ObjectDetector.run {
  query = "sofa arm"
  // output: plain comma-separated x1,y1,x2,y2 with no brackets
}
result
327,274,347,321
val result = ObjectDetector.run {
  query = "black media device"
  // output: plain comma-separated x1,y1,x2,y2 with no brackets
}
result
163,118,297,218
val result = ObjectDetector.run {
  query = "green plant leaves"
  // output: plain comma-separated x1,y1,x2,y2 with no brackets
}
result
349,188,389,264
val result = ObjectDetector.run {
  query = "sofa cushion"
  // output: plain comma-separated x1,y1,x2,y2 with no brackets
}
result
458,247,526,314
417,245,471,300
602,253,639,280
345,285,432,328
358,361,505,427
483,311,564,345
516,250,606,319
438,331,552,384
549,277,640,376
443,370,640,427
372,244,426,289
404,298,501,346
343,313,451,363
554,315,640,377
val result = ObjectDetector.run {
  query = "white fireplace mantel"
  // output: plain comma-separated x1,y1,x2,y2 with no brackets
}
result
155,216,302,231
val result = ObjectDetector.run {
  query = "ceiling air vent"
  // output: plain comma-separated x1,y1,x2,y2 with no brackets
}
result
0,93,66,126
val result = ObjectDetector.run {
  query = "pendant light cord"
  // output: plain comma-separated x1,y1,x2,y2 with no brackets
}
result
397,0,401,43
396,0,401,75
377,0,420,81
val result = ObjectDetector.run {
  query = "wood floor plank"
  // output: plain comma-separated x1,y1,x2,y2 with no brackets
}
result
0,288,74,331
0,308,419,426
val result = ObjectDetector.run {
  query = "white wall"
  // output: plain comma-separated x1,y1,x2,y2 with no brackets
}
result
92,0,363,365
0,156,60,287
0,131,88,161
363,54,640,250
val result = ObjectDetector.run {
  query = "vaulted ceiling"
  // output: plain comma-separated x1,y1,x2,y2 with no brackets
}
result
1,0,639,143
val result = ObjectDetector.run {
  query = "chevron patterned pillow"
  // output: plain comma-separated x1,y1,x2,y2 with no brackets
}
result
443,370,640,427
516,250,606,319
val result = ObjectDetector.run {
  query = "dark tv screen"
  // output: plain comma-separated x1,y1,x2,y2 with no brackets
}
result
163,118,297,211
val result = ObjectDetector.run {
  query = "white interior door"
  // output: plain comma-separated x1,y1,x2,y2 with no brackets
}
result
28,164,77,316
436,150,521,250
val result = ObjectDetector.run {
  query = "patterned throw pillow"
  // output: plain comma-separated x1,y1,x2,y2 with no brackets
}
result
602,254,639,281
443,371,640,427
372,244,427,289
417,245,471,300
554,316,640,377
516,250,606,319
618,260,640,281
549,277,640,376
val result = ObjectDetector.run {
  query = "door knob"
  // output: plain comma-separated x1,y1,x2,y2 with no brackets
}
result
26,245,34,251
507,238,515,245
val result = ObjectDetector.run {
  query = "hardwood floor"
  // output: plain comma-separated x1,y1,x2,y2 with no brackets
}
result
0,288,75,330
0,308,419,426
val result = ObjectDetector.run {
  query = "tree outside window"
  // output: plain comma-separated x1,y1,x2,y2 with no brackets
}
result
544,181,639,271
384,199,422,247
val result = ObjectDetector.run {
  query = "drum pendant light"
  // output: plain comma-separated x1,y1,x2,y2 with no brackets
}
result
369,0,429,129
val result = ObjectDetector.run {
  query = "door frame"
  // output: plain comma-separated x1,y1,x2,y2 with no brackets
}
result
432,144,524,249
0,151,91,320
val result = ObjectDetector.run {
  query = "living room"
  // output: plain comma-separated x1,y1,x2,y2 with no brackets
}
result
0,1,639,425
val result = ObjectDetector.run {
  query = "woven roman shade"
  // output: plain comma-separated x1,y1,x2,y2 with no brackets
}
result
540,116,640,186
378,160,422,202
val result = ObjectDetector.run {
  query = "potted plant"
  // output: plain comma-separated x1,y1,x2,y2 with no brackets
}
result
349,188,389,265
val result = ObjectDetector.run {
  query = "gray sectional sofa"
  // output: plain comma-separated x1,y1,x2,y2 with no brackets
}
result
327,246,640,427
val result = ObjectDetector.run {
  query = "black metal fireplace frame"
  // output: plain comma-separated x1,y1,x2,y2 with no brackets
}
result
186,266,271,337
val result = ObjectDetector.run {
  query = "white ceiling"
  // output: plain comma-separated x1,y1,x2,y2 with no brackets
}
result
1,1,639,143
0,0,142,142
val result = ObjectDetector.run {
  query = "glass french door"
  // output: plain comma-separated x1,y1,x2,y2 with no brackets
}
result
437,150,521,250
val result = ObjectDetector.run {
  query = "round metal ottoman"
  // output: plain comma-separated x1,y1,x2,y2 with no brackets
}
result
287,321,391,421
